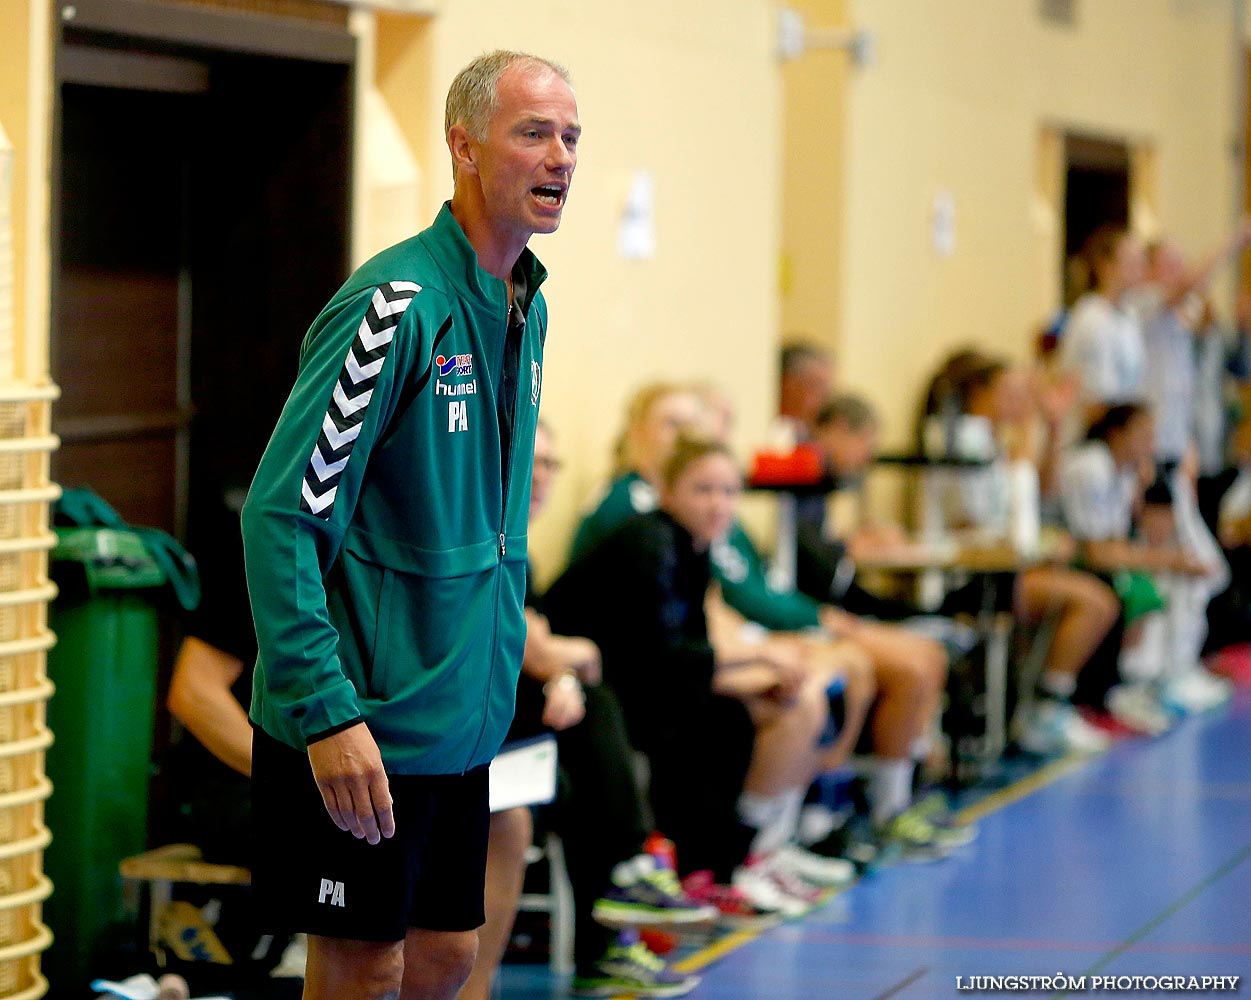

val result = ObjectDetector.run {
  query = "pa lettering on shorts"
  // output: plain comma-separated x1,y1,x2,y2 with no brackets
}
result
318,877,347,908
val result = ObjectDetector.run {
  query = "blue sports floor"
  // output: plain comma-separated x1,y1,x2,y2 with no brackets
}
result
500,683,1251,999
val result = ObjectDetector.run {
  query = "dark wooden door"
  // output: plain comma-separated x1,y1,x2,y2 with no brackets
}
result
53,5,354,540
55,82,194,534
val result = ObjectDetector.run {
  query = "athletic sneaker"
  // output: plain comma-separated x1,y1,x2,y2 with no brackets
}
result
803,817,881,874
732,858,816,919
679,870,780,929
1210,643,1251,685
768,843,855,887
592,854,718,928
910,792,979,848
1015,699,1111,756
877,808,960,862
1107,683,1172,737
571,938,701,998
1161,668,1233,715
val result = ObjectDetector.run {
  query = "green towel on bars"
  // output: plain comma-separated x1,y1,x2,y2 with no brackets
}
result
53,487,201,612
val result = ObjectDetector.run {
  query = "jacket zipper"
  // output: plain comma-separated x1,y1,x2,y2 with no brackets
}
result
465,563,504,771
467,295,525,770
496,299,524,545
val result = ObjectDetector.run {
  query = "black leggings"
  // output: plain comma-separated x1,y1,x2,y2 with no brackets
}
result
644,694,757,884
1072,571,1128,710
546,683,649,972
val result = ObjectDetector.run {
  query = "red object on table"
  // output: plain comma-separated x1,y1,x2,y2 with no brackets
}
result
749,444,824,487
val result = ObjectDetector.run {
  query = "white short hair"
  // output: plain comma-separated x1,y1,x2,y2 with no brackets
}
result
445,50,571,143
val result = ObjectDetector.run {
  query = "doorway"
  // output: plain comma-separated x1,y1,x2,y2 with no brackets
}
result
46,2,355,978
1062,132,1130,306
52,0,355,540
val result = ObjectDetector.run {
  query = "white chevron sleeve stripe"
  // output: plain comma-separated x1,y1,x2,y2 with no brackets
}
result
321,413,363,451
333,380,373,418
309,446,351,482
372,287,415,319
301,479,337,514
345,348,386,384
358,315,396,353
300,281,421,519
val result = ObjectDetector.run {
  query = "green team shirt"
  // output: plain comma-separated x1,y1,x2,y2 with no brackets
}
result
571,472,822,632
243,204,548,774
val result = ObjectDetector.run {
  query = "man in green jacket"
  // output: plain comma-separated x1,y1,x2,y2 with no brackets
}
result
242,50,580,999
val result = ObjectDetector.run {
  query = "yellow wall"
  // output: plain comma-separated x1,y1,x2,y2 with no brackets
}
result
781,0,850,354
829,0,1243,460
6,0,1243,572
386,1,783,580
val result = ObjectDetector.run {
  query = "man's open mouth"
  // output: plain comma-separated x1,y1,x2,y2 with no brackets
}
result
533,185,565,207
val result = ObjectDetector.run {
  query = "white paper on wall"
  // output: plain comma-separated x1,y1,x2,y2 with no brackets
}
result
617,170,656,261
931,188,956,258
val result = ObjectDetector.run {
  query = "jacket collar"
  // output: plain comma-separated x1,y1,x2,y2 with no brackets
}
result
429,202,549,316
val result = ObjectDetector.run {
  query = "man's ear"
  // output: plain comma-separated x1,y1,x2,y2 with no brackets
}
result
448,124,478,177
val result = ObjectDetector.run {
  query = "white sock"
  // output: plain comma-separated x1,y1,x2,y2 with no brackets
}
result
1039,670,1077,701
775,788,804,847
737,790,802,857
908,733,933,761
798,803,832,844
867,758,914,826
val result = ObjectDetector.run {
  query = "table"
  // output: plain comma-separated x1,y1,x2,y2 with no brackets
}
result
749,453,992,592
857,539,1055,766
744,479,838,592
748,465,1046,767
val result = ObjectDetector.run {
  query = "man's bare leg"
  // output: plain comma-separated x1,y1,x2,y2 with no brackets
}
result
303,935,405,1000
400,927,480,1000
457,808,531,1000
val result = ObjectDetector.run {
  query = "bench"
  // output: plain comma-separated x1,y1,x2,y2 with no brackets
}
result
119,844,250,962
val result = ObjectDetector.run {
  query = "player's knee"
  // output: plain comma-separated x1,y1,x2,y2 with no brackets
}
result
1088,580,1121,630
898,635,947,694
308,936,406,1000
430,930,479,992
845,649,877,702
834,639,873,682
350,946,406,1000
795,676,831,737
399,930,479,999
923,639,949,689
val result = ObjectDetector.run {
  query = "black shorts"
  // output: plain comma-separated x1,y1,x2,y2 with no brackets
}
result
251,726,489,941
938,571,1018,618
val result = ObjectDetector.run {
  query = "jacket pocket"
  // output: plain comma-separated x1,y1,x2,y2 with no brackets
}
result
371,566,395,698
340,530,496,724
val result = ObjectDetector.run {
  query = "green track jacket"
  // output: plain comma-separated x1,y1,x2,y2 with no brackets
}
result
243,204,547,774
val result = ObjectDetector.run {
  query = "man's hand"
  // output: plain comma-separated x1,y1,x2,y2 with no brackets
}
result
307,723,395,845
526,609,553,644
542,674,586,730
552,635,602,685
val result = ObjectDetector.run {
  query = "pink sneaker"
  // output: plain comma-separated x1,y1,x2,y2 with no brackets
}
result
679,870,779,928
